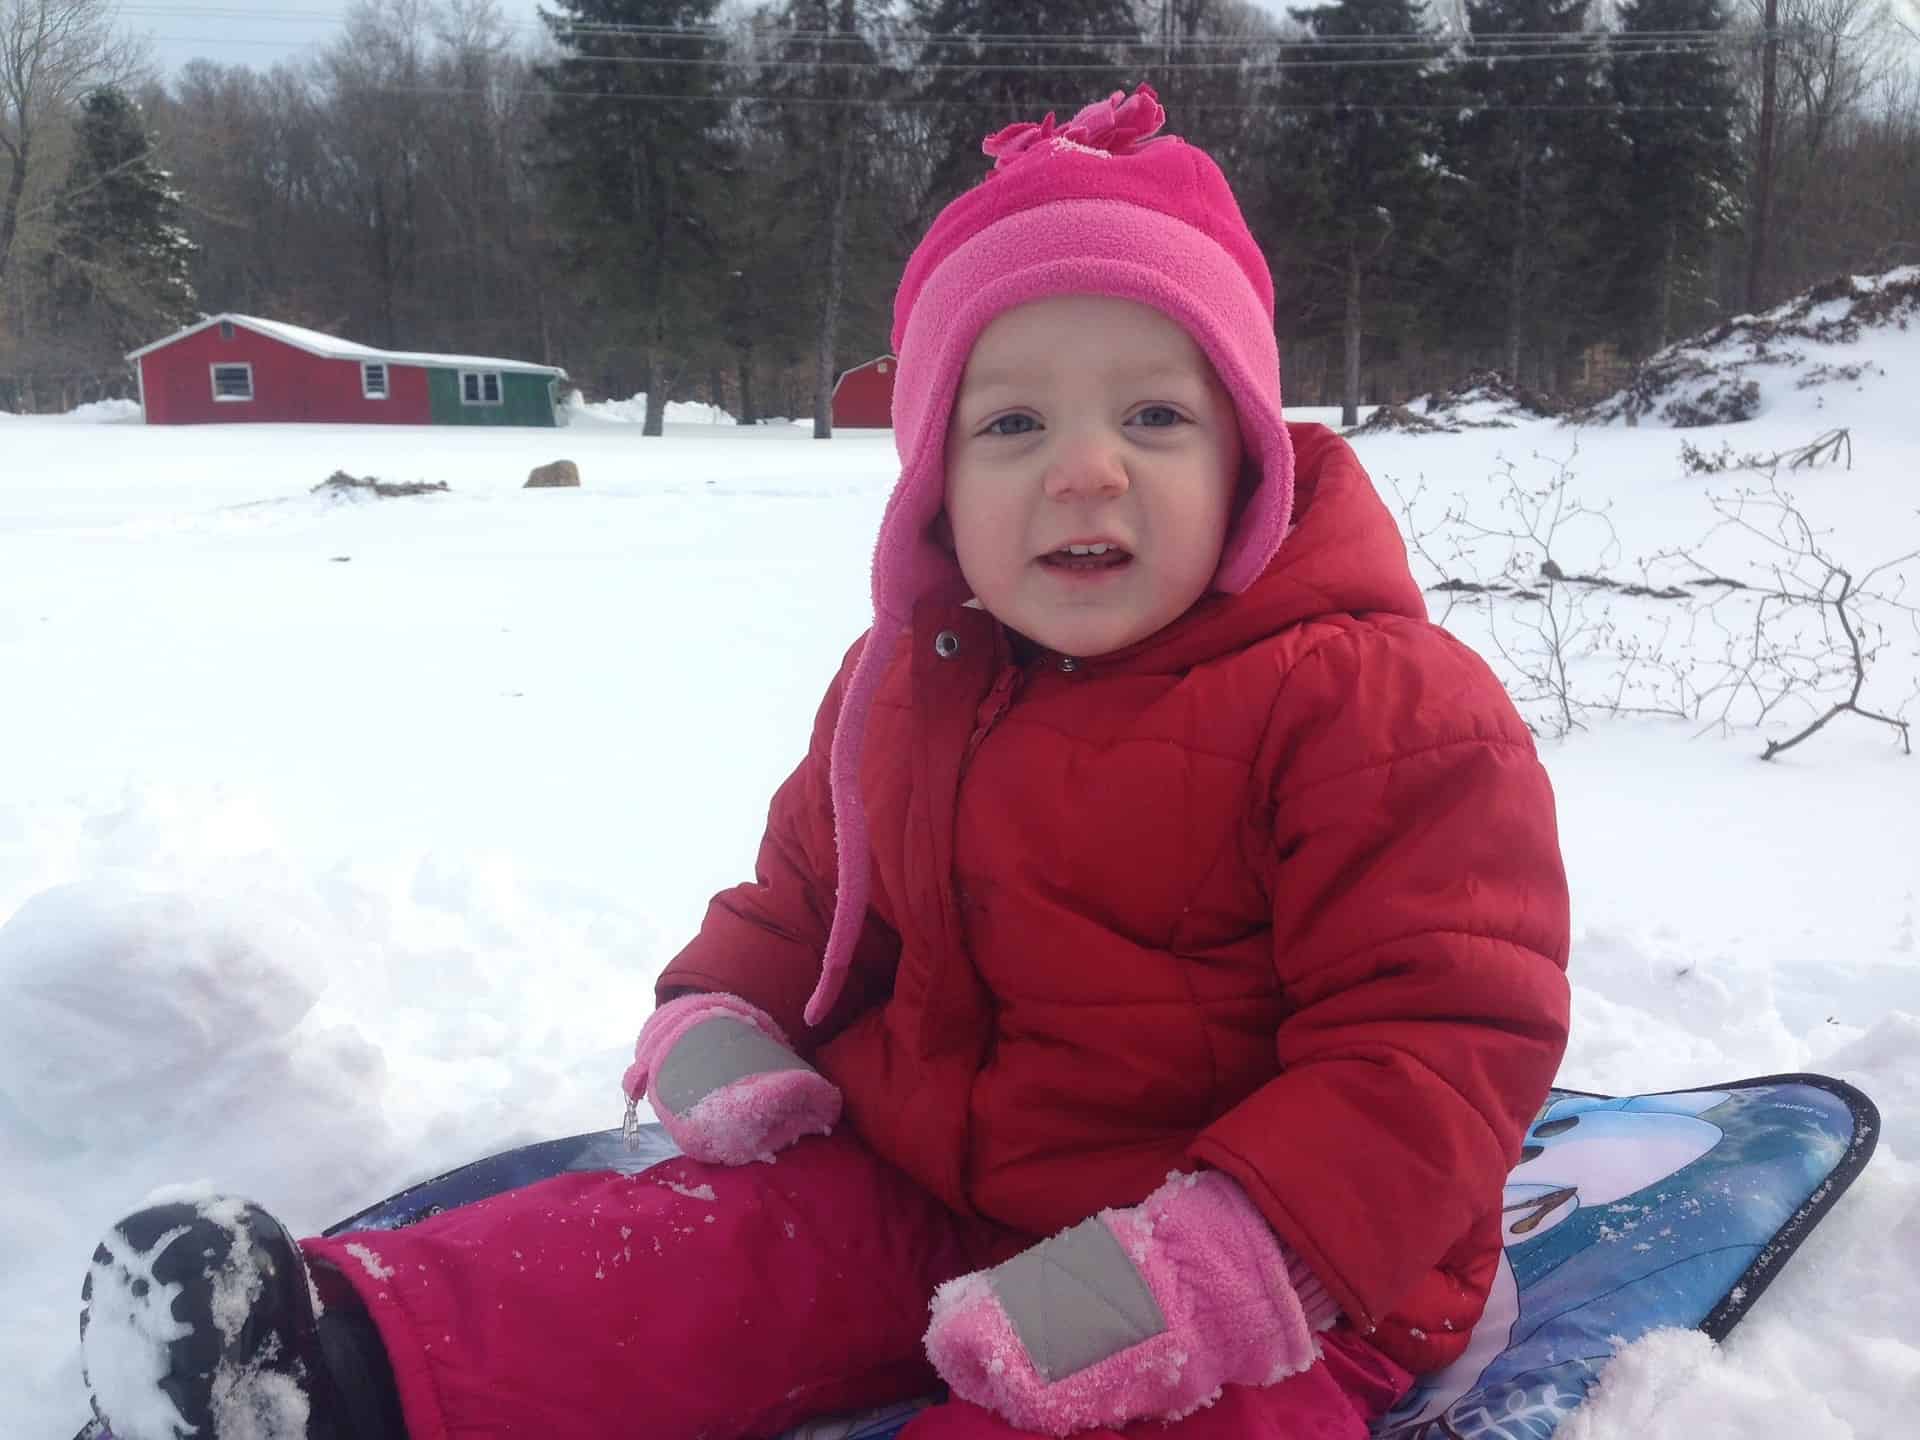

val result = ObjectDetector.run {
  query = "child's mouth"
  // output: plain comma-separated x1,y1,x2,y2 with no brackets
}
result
1040,544,1132,573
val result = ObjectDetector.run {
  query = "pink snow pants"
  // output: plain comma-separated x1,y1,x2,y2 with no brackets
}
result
303,1133,1411,1440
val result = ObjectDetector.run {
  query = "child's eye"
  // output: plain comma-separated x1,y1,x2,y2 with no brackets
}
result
1129,405,1185,429
982,413,1039,437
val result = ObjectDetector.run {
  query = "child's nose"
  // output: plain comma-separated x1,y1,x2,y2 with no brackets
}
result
1042,437,1129,500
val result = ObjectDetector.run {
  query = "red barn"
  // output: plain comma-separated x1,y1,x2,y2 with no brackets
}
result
126,314,568,427
831,355,896,429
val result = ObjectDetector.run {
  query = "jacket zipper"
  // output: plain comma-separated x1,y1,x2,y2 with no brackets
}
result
963,662,1022,766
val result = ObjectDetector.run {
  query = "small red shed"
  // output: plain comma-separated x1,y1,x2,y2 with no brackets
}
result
831,355,896,429
126,314,567,427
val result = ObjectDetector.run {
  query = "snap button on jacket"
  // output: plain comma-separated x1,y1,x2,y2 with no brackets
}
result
659,423,1573,1375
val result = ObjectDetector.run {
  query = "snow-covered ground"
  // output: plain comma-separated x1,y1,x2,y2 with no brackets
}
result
3,283,1917,1437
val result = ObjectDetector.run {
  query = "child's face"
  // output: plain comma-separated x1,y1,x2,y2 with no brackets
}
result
943,295,1243,658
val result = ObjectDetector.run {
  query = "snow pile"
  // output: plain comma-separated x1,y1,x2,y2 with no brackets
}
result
1348,371,1562,436
0,397,141,423
1578,268,1919,427
60,399,145,424
566,390,736,426
0,797,396,1183
1566,1020,1920,1440
1,881,339,1151
1421,369,1565,427
1345,401,1463,437
309,470,451,501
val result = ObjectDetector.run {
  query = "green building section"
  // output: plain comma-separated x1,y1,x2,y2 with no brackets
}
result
426,368,560,427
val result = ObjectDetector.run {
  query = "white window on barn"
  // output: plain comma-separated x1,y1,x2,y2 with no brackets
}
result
363,362,389,398
460,370,503,406
211,363,254,402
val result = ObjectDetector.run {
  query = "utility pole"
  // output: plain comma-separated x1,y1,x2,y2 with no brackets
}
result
812,0,860,440
1745,0,1780,312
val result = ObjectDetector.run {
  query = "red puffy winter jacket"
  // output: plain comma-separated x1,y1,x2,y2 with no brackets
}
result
658,423,1572,1375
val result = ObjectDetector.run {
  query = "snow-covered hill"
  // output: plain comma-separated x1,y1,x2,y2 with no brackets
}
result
1577,267,1919,428
2,278,1916,1437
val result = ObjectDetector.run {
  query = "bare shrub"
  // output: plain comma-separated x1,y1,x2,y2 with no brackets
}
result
1389,433,1918,756
1391,448,1624,738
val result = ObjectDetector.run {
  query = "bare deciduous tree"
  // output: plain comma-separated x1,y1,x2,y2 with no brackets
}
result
0,0,143,285
1777,0,1896,160
316,1,432,348
1726,0,1918,307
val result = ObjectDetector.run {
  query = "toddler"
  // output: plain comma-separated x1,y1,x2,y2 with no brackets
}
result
81,85,1570,1440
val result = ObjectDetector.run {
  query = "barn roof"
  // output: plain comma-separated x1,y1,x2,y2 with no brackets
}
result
127,314,567,378
832,354,895,393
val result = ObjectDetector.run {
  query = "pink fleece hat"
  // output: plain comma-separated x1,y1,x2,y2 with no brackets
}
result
802,84,1294,1025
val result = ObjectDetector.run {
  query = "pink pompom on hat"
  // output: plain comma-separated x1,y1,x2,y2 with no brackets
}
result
803,83,1295,1026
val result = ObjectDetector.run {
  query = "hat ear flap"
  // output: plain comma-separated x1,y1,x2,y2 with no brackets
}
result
1231,456,1261,520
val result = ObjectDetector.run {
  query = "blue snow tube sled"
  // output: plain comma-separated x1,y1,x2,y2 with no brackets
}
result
273,1073,1878,1440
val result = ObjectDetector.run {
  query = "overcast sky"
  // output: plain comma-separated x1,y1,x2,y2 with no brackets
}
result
133,1,1321,80
120,1,1920,79
136,0,555,78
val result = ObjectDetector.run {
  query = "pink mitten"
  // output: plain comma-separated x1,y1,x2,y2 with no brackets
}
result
622,992,841,1166
924,1170,1336,1436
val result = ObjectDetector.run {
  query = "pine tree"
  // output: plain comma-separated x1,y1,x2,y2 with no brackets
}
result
1276,0,1451,422
1445,0,1625,389
909,1,1141,216
755,0,895,436
1607,0,1740,352
47,86,198,362
537,1,734,433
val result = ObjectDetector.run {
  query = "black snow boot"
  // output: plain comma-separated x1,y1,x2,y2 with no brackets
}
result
80,1198,407,1440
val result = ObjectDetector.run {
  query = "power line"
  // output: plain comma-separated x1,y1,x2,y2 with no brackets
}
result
552,27,1772,51
534,24,1740,45
149,37,1746,73
108,5,1781,47
532,45,1744,75
116,4,1793,52
269,79,1725,113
